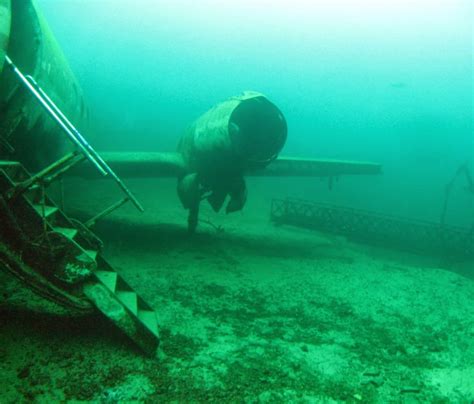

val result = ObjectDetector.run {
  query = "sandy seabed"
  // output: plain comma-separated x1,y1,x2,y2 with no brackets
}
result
1,178,473,403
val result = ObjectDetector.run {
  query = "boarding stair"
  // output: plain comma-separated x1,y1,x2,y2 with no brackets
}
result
0,158,159,355
0,55,159,355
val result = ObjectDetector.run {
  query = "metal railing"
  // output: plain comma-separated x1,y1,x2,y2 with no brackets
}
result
271,198,474,259
4,55,144,212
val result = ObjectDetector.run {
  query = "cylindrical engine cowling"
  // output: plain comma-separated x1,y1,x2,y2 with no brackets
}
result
0,0,88,171
178,91,287,189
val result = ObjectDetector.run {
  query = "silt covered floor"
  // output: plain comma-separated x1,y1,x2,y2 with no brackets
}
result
1,178,473,402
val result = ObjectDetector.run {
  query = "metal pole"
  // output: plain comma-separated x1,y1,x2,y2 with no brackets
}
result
85,197,130,228
4,54,144,212
4,55,107,176
27,75,109,172
25,75,144,212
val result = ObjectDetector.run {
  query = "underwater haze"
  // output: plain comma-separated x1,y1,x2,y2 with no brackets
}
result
3,1,474,402
37,0,473,225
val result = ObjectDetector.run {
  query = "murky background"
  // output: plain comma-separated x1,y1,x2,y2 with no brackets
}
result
36,0,473,225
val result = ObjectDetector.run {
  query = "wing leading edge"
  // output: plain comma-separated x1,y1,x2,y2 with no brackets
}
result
70,152,381,179
69,152,186,178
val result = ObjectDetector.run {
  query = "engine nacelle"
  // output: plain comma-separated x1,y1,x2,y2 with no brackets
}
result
178,91,287,191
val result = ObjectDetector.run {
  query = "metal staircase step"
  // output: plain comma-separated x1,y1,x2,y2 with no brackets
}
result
0,161,18,167
2,158,160,356
94,270,118,292
84,249,98,261
138,309,159,336
116,290,138,315
32,204,58,218
83,282,159,356
53,226,78,240
0,161,26,182
74,251,96,267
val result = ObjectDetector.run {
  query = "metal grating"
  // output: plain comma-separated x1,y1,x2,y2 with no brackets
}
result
271,198,474,259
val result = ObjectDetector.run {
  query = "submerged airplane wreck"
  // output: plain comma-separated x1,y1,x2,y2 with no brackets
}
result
0,0,381,355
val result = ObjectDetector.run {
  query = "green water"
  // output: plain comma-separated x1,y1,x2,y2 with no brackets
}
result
36,0,473,226
1,1,474,402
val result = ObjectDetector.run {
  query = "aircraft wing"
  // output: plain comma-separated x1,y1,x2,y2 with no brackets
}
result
69,152,186,178
248,156,382,177
70,152,381,178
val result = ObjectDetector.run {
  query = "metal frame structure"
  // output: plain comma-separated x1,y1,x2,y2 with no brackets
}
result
271,198,473,259
0,160,159,355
